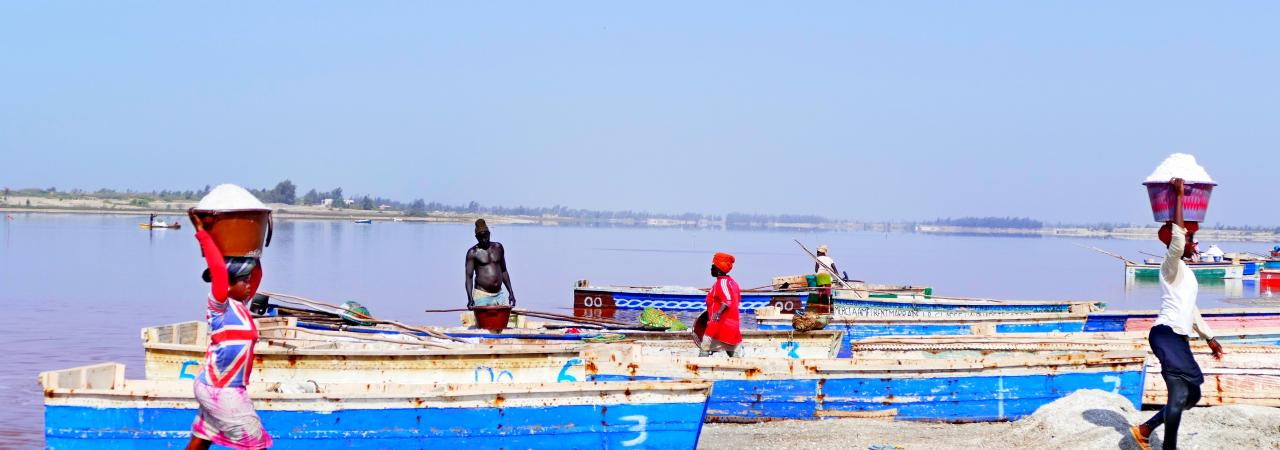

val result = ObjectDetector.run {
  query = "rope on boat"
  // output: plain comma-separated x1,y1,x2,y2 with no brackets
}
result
262,291,464,343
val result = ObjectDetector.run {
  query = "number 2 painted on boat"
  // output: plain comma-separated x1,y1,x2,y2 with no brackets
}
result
558,358,583,382
780,341,800,358
619,415,648,447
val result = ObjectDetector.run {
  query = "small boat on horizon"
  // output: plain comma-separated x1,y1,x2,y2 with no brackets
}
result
138,221,180,230
354,218,373,224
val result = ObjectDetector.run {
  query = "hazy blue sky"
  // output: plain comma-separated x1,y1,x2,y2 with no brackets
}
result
3,3,1277,224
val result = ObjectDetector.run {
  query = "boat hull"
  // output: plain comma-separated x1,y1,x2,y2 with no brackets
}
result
756,309,1089,357
831,292,1099,317
42,363,711,450
582,346,1146,423
845,334,1280,408
1084,307,1280,332
575,286,806,313
142,320,845,385
1143,345,1280,407
1126,262,1244,279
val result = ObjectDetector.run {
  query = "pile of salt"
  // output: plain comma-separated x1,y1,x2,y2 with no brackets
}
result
195,184,269,211
1145,153,1214,184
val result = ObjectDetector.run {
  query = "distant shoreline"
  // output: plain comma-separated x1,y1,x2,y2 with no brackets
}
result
916,225,1280,243
4,195,1278,243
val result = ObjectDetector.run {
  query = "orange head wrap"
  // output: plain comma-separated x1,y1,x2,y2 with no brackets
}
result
712,252,735,274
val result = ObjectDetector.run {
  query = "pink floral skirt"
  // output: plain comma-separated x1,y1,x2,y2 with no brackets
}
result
191,382,273,449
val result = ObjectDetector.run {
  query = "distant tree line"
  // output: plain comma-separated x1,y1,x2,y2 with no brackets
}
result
928,216,1044,229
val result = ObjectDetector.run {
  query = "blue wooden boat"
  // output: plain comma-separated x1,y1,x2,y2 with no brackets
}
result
831,289,1103,316
755,307,1091,357
41,362,711,449
574,284,806,313
1084,306,1280,332
582,345,1147,423
847,334,1280,408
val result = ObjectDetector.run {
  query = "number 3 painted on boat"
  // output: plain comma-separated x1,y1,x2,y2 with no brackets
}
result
558,358,583,382
619,415,648,447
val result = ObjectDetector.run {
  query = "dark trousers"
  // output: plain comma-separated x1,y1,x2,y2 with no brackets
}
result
1144,325,1203,450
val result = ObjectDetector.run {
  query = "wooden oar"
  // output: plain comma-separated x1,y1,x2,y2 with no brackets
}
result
793,239,853,288
264,291,463,342
1073,243,1136,265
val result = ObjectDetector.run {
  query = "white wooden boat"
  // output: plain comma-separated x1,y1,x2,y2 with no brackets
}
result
141,319,843,385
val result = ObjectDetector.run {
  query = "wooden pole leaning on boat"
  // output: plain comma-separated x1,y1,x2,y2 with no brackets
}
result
425,307,646,330
262,291,464,342
793,239,854,288
1073,243,1136,265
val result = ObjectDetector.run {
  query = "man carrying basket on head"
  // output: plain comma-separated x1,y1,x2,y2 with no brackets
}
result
1131,177,1225,450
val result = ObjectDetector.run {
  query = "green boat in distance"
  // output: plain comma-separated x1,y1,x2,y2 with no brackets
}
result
1125,260,1244,280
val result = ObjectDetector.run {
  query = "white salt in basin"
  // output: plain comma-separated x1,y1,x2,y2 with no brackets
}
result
195,184,269,211
1145,153,1214,184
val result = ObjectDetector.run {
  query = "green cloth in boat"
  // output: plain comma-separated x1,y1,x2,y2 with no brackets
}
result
640,307,688,331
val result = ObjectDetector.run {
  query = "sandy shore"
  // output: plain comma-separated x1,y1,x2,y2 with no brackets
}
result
699,390,1280,450
0,195,543,224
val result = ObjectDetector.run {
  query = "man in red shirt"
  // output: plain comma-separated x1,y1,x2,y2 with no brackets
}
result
700,252,742,357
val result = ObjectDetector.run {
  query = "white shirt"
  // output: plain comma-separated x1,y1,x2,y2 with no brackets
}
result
1154,224,1215,339
816,255,836,276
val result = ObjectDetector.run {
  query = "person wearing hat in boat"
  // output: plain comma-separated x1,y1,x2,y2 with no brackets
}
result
700,252,742,357
814,244,839,279
1131,178,1224,450
465,218,516,308
185,209,272,450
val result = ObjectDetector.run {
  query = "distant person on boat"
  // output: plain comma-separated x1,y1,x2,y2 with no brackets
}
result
1132,178,1224,450
185,209,272,450
814,244,839,279
465,219,516,308
700,252,742,357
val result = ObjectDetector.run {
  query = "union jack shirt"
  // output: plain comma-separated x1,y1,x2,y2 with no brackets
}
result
197,294,259,388
194,229,260,389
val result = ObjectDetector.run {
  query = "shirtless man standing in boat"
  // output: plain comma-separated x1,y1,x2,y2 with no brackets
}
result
465,219,516,308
